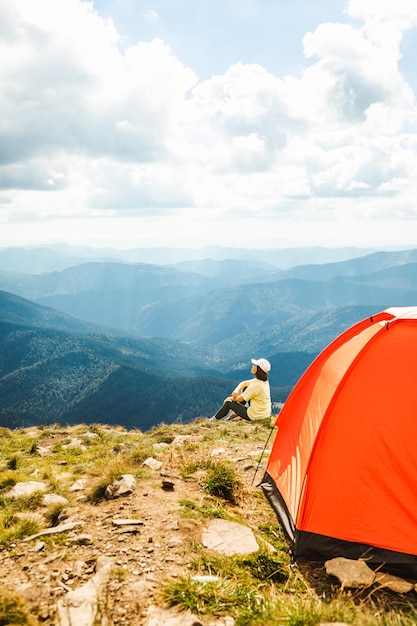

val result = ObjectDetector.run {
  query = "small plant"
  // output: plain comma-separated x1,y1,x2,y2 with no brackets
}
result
129,443,155,465
162,575,266,619
191,549,288,585
258,522,290,552
240,550,288,583
7,456,19,470
44,502,66,527
87,479,110,503
0,514,40,546
202,461,241,503
0,586,38,625
113,567,128,582
29,442,38,455
0,470,19,490
87,458,135,502
179,499,231,520
283,597,328,626
14,491,44,511
180,457,213,478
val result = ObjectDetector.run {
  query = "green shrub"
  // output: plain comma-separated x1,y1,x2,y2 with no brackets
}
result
202,461,241,502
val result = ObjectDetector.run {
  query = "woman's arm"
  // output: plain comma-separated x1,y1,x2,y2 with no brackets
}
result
232,379,252,401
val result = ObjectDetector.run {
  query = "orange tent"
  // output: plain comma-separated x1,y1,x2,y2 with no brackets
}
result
262,307,417,578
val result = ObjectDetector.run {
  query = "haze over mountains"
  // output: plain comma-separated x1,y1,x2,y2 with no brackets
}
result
1,244,416,429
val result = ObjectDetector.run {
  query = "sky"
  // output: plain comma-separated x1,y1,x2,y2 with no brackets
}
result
1,0,417,250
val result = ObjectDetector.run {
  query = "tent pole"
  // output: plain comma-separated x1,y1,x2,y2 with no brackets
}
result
251,424,276,486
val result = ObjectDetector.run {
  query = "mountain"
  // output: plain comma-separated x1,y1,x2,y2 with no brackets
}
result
216,305,380,356
0,317,235,429
270,248,417,281
0,289,126,336
0,243,377,272
1,249,417,345
126,259,417,345
2,246,417,430
0,289,322,428
0,260,277,331
0,288,389,430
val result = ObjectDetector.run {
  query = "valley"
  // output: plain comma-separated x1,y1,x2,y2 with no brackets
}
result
0,244,416,429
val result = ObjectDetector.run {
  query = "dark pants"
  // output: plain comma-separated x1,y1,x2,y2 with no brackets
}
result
213,400,250,421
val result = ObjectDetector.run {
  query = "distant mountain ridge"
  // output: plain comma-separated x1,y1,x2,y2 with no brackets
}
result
0,243,378,272
1,244,417,429
1,248,417,344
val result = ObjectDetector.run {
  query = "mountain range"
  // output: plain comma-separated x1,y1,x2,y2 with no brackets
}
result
1,243,416,429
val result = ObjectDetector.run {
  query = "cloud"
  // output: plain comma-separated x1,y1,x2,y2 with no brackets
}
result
0,1,197,171
89,162,193,213
1,0,417,248
0,162,68,190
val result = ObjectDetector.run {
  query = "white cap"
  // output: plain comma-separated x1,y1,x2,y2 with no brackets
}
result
251,358,271,373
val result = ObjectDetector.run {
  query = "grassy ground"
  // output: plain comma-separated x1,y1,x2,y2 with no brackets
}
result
0,419,416,625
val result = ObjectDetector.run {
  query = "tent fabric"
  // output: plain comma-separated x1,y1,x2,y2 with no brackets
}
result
262,307,417,578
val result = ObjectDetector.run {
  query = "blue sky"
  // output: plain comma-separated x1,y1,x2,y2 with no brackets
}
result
94,0,348,80
1,0,417,250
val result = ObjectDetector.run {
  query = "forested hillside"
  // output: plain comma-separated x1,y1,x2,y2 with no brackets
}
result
1,245,416,429
0,313,293,429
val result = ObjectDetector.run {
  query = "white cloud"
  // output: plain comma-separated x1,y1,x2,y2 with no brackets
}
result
1,0,417,249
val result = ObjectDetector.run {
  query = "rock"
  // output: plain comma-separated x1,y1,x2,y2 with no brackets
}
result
37,446,53,457
104,474,137,499
115,525,142,534
42,494,69,507
56,556,113,626
70,534,93,546
143,458,163,470
374,572,413,593
5,481,48,499
153,442,170,450
62,437,87,451
202,519,259,556
325,557,375,589
23,521,84,542
165,520,179,531
69,478,89,492
162,480,175,491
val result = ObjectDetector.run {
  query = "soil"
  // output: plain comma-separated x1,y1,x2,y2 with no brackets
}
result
0,422,277,625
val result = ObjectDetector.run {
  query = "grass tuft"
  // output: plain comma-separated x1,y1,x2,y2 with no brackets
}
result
202,461,241,503
0,587,38,625
0,513,40,546
162,575,267,619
